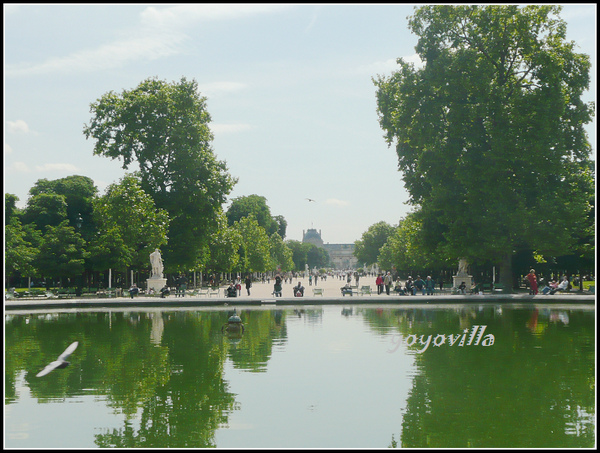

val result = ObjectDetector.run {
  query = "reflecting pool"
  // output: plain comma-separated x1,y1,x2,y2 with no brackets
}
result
4,303,595,448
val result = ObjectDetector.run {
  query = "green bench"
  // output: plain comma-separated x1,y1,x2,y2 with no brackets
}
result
312,288,324,296
359,286,373,296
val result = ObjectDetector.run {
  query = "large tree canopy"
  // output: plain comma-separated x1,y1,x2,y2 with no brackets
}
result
92,174,169,271
374,5,594,290
226,194,286,238
354,221,396,266
83,76,236,269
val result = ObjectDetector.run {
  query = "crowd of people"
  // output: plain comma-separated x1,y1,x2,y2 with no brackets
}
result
124,268,586,299
375,272,439,296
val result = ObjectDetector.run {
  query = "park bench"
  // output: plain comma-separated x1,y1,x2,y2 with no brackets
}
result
480,282,493,293
96,289,119,298
208,287,220,297
359,286,372,296
312,288,324,296
340,287,352,296
54,289,76,298
196,287,210,297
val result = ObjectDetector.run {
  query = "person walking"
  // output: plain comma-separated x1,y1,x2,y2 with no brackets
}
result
376,273,384,295
245,274,252,296
384,271,393,295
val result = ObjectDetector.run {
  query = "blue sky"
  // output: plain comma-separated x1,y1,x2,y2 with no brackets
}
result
4,4,596,244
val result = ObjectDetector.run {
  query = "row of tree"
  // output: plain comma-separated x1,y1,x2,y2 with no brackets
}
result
5,180,330,289
5,6,595,291
5,76,333,289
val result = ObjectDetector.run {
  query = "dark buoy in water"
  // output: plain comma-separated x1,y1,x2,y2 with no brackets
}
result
222,309,245,334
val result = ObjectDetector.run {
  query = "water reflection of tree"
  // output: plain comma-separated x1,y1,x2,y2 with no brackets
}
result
5,311,238,448
382,307,595,448
94,311,236,447
226,309,288,372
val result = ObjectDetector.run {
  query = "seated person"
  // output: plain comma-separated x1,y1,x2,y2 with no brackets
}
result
393,283,405,295
542,280,557,295
129,284,139,299
226,282,237,297
160,285,170,298
549,277,569,295
293,282,305,297
404,277,413,295
458,281,467,294
340,283,353,295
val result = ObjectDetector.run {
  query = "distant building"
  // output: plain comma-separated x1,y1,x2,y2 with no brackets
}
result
302,228,358,269
302,228,324,248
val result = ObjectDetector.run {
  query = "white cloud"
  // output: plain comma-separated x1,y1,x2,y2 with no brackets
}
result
5,30,186,77
33,163,79,172
140,4,294,29
6,5,294,78
210,123,252,134
325,198,350,207
6,120,32,134
5,143,14,154
10,161,31,173
8,161,78,174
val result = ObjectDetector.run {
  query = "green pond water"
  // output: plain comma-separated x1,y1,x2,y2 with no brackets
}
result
4,303,595,448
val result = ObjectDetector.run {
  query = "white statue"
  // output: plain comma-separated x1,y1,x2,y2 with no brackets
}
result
150,248,164,278
458,258,468,276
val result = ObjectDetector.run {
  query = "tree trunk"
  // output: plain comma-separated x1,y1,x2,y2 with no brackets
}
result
498,252,514,293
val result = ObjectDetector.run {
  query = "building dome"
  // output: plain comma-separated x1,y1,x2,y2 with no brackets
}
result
302,228,324,247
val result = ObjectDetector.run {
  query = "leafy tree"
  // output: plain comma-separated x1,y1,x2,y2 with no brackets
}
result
234,216,273,273
286,240,308,271
378,213,454,273
22,193,68,231
226,194,285,238
206,211,241,274
28,175,98,241
87,227,133,275
5,218,39,286
269,232,294,272
272,215,287,240
35,220,88,285
92,174,169,271
83,76,236,269
5,193,20,226
354,221,396,266
306,244,330,270
286,240,329,271
374,5,594,291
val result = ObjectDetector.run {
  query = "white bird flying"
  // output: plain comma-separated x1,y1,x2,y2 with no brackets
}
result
36,341,79,377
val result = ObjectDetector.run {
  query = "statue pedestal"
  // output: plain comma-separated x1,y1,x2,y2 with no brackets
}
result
147,277,167,294
453,274,473,290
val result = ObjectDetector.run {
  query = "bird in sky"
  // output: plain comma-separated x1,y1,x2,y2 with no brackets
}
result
306,198,316,202
36,341,79,377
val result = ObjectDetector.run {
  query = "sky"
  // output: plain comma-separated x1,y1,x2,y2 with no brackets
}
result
4,4,597,245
